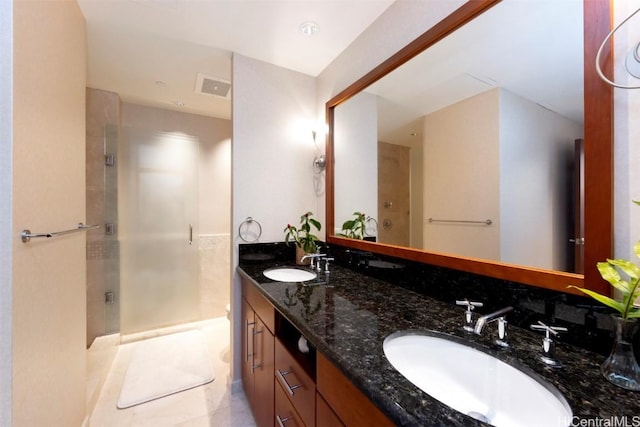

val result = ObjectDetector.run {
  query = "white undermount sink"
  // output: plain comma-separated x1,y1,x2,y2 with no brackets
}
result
383,332,572,427
263,267,317,282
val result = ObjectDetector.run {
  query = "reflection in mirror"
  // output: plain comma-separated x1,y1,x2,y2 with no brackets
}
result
334,0,584,274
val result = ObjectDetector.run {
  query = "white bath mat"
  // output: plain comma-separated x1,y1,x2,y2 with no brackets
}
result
117,329,214,409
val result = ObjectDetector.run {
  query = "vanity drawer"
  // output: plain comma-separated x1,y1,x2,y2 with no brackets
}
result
275,378,305,427
275,338,315,427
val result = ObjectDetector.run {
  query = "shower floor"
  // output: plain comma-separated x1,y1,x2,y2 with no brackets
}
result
89,317,256,426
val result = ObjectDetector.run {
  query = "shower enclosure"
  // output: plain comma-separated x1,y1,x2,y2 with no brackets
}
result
119,128,200,335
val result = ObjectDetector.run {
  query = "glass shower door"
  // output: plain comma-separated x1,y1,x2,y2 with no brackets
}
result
119,128,200,335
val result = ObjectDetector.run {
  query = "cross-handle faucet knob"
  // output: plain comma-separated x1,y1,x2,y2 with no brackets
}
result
324,257,335,273
455,299,483,332
531,321,568,367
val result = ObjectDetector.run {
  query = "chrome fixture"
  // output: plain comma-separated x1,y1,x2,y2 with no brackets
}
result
300,253,326,270
531,321,567,367
238,216,262,242
301,253,334,273
313,154,326,172
311,129,326,173
429,218,492,226
21,222,100,243
323,257,335,273
473,306,514,335
455,299,484,332
495,317,510,348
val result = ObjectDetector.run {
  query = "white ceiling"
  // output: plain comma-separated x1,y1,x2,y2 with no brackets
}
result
367,0,584,146
78,0,395,119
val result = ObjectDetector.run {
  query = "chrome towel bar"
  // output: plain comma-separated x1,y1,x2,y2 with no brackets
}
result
428,218,492,226
21,223,100,243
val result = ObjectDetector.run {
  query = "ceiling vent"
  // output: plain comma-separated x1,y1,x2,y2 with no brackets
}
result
194,73,231,99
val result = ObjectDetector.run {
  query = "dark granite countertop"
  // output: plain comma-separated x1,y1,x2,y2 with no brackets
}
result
238,260,640,426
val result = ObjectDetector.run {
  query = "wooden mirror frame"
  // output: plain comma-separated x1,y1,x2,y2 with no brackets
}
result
326,0,612,295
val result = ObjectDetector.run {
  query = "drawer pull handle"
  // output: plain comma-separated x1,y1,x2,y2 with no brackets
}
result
245,320,255,362
276,369,303,396
276,415,292,427
251,327,263,373
276,415,293,427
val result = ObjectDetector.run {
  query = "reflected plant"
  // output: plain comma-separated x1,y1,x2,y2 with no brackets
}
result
338,211,367,240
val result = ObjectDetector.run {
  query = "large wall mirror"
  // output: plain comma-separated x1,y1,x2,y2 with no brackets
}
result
326,0,612,295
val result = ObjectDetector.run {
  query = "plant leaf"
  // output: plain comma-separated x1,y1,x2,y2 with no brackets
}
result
635,239,640,260
597,262,631,294
568,285,626,314
309,218,321,231
607,258,640,281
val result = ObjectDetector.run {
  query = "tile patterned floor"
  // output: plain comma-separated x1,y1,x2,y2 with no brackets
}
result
90,317,256,427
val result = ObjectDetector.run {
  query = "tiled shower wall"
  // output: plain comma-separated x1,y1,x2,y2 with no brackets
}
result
86,88,120,347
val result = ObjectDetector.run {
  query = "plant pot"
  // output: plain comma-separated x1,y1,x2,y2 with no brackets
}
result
295,245,311,265
601,315,640,391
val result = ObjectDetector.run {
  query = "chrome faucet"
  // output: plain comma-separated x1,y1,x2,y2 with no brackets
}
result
473,306,514,335
300,253,325,270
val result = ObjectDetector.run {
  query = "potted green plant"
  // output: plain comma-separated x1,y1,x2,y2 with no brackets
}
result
338,211,367,240
569,201,640,390
284,211,322,265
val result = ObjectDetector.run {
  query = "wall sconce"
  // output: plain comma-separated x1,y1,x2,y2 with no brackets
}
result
312,130,326,173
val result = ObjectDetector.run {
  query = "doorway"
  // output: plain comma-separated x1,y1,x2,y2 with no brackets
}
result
377,142,411,246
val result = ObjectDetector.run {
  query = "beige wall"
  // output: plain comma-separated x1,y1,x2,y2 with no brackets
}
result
12,1,87,426
423,89,501,259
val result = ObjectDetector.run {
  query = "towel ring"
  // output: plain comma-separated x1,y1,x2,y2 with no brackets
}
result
365,216,378,237
238,217,262,242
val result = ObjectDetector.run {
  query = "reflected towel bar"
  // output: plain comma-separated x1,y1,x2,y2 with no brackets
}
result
428,218,492,226
21,223,100,243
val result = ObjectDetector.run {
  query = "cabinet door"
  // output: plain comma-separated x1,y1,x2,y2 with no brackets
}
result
253,314,275,427
316,393,345,427
241,298,254,408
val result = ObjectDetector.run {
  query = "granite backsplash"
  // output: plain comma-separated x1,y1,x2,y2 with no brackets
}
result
239,241,622,357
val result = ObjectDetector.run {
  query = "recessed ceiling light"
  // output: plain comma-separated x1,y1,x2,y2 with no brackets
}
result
299,21,319,36
155,80,166,86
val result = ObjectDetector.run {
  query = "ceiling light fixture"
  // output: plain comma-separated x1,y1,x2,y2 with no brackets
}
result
299,21,319,36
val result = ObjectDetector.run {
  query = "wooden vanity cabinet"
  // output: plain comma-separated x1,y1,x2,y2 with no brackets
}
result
317,353,394,427
240,275,393,427
241,279,275,427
